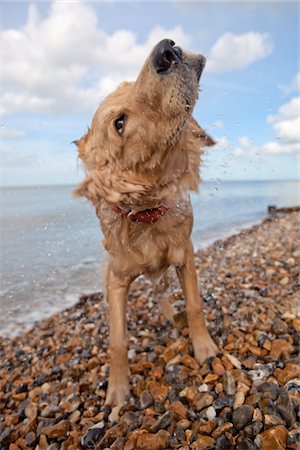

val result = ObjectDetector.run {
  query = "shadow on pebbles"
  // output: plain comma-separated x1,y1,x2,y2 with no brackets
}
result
0,212,299,449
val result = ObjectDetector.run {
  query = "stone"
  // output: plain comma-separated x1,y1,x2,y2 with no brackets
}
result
276,364,300,385
270,339,291,358
212,422,233,438
191,435,215,449
292,318,300,332
41,420,69,438
212,357,225,376
41,404,61,418
225,353,242,369
168,401,188,419
148,382,169,402
179,386,198,402
197,420,217,434
0,428,11,448
288,429,300,448
244,420,263,437
215,434,232,450
223,371,236,395
248,363,274,382
271,318,288,335
257,382,280,401
234,391,245,409
260,425,288,450
140,390,154,409
236,436,258,450
213,394,234,410
275,390,296,426
25,402,38,420
194,393,214,411
203,373,219,383
206,406,217,420
136,430,170,450
81,421,107,449
150,411,172,433
232,405,254,430
264,414,285,426
25,431,37,447
59,394,81,413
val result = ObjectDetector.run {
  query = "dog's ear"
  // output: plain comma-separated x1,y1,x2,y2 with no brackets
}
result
73,128,96,169
197,127,216,147
189,116,215,147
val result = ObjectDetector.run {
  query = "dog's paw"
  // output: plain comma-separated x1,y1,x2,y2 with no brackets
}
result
105,381,130,409
193,335,218,364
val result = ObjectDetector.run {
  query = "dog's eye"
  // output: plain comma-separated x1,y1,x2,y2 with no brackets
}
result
115,115,126,135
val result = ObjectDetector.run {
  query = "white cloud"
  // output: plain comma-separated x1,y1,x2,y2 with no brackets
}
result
232,136,259,157
233,95,299,157
1,126,26,138
267,96,299,147
214,136,229,151
206,32,273,73
279,72,300,95
1,1,191,116
262,141,299,155
212,120,224,129
2,2,274,116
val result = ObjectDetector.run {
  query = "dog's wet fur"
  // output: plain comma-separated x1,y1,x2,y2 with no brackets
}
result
75,39,218,423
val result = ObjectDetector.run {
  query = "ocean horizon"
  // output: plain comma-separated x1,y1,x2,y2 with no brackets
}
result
0,179,298,337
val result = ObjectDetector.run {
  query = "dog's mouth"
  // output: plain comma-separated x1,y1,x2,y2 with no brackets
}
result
152,39,206,82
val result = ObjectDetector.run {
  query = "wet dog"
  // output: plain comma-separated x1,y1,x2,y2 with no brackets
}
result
75,39,217,417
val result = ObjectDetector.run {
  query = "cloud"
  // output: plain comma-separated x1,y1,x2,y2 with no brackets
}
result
1,126,26,138
212,120,224,129
1,1,191,116
233,95,299,157
267,96,299,147
206,32,273,73
279,72,300,95
2,2,274,117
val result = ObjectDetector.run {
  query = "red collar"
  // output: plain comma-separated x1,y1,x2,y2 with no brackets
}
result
111,205,169,223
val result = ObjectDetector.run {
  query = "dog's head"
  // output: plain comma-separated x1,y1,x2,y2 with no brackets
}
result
75,39,214,173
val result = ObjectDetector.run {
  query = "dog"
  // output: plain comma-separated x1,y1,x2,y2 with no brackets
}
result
75,39,218,415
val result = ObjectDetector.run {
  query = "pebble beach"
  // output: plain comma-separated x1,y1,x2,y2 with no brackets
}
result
0,211,299,450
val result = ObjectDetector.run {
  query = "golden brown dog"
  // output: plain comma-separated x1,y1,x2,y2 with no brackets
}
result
75,39,218,413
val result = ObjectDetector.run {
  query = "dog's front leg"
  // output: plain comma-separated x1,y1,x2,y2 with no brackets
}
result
105,264,131,410
176,240,218,363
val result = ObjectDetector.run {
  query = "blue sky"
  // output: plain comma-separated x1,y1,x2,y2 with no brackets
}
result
1,1,299,186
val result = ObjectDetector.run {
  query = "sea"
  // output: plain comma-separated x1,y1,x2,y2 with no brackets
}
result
0,180,298,337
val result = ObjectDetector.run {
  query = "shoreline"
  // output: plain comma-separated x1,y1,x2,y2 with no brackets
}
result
0,211,275,339
0,211,299,449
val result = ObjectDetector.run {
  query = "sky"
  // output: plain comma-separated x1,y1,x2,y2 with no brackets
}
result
1,0,299,187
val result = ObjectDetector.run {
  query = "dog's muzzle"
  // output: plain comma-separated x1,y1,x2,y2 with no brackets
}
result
152,39,183,73
152,38,206,81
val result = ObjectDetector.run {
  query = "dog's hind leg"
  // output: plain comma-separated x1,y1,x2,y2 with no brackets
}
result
154,270,176,323
176,240,218,363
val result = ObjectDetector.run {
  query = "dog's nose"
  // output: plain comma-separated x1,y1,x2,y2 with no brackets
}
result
152,39,182,73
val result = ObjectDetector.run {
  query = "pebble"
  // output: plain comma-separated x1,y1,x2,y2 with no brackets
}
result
234,390,246,409
140,390,154,409
232,405,254,429
206,406,217,420
223,370,236,395
136,430,170,450
194,392,214,411
41,420,69,438
259,425,288,450
275,391,296,426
